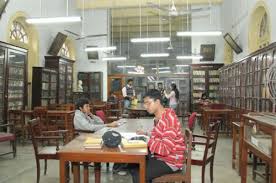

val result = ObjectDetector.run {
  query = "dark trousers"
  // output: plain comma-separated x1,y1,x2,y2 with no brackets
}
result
128,155,174,183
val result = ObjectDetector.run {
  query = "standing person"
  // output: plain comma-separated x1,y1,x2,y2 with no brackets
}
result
128,89,186,183
74,98,118,132
164,83,179,111
122,79,135,113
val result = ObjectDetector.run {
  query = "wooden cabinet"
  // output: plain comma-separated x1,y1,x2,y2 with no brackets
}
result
219,42,276,112
0,41,27,124
78,72,103,101
45,56,74,104
191,64,223,111
32,67,57,108
241,113,276,183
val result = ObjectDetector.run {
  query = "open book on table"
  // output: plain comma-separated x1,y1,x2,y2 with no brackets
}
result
120,132,149,148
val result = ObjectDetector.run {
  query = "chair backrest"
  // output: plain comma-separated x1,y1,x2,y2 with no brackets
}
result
56,104,75,111
27,118,41,156
210,103,225,109
8,109,23,126
33,107,48,129
187,112,197,132
183,128,192,182
206,121,220,158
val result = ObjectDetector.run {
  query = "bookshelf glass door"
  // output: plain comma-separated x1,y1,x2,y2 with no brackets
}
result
7,50,26,110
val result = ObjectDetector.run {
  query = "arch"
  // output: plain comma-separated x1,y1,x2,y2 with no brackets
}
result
224,41,233,65
248,1,271,52
6,11,40,108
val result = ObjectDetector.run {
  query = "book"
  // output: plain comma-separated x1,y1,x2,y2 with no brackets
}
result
83,137,102,149
121,139,147,148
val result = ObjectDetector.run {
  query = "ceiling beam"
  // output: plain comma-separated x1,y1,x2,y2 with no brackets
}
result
76,0,223,9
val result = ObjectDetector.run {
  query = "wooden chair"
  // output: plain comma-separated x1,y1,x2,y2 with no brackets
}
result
33,107,49,131
191,121,220,183
8,109,25,141
105,102,121,123
152,128,192,183
0,122,16,158
28,118,69,183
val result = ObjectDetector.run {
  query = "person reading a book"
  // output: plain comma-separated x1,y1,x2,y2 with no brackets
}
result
128,89,186,183
74,98,118,132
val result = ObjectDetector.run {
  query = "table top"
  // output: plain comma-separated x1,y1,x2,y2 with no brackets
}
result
127,103,147,111
243,113,276,130
58,118,153,155
22,110,74,114
202,108,234,112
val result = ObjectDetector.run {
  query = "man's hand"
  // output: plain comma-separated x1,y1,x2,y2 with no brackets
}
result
106,121,118,127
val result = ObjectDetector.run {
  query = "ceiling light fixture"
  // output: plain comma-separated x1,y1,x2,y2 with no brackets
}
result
176,65,190,67
159,70,171,73
152,67,170,70
102,57,127,61
141,53,169,58
176,55,203,60
26,0,81,24
131,37,170,43
177,31,222,37
117,65,136,68
26,16,81,24
85,46,116,52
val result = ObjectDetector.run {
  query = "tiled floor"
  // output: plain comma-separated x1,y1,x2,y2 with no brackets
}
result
0,124,267,183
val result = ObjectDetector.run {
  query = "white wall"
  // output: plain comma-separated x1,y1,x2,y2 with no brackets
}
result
75,9,109,101
222,0,276,61
0,0,109,100
0,0,81,65
191,5,224,64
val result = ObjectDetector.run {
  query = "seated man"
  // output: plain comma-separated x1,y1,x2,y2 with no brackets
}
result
74,98,118,132
128,89,186,183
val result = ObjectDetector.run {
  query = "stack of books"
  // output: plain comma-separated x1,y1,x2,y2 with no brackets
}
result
83,137,102,149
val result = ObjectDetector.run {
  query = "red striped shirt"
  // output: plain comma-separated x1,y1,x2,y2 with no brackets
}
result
148,108,186,169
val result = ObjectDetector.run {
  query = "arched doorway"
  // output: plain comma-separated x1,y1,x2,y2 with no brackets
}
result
6,11,39,108
249,1,271,52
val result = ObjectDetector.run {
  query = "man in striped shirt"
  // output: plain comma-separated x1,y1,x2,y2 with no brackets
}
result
128,89,186,183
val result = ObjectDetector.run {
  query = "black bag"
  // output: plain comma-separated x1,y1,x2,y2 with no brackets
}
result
102,131,122,148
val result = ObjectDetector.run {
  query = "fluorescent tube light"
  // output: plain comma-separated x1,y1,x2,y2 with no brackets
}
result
26,16,81,24
177,31,222,36
176,55,203,60
128,71,144,74
152,67,170,70
159,70,171,73
141,53,169,58
131,37,170,43
102,57,127,61
117,65,136,68
85,46,116,52
176,65,189,67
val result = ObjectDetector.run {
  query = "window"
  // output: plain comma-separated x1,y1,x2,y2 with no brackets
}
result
10,21,28,44
60,43,70,58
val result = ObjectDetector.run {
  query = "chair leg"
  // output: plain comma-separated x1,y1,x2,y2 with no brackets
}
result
210,160,214,183
12,140,16,158
201,165,206,183
44,159,47,175
36,158,40,183
253,155,257,180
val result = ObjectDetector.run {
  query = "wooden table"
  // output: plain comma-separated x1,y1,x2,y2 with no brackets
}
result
202,108,234,135
127,103,148,118
240,113,276,183
232,122,241,172
58,118,153,183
